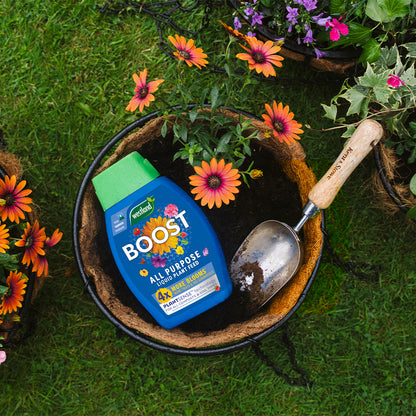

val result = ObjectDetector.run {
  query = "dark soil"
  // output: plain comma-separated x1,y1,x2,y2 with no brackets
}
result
94,134,304,332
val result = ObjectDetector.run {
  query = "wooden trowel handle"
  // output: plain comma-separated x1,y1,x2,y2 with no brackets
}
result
308,119,384,209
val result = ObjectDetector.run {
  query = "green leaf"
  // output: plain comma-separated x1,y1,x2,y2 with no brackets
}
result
330,0,347,14
406,204,416,219
216,132,233,153
210,85,219,110
410,174,416,194
189,107,199,123
360,64,389,89
366,0,410,22
161,120,168,137
321,104,338,121
358,38,381,64
0,285,8,297
402,42,416,59
345,88,368,116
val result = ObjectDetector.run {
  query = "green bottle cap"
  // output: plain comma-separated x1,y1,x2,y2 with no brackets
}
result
92,151,159,211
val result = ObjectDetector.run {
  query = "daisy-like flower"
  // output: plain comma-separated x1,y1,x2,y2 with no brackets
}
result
236,37,284,77
31,228,63,277
15,220,46,267
387,74,405,88
0,223,10,253
219,20,248,42
189,158,241,209
0,271,26,315
0,175,32,224
261,101,303,145
142,217,179,255
168,34,208,69
125,69,165,113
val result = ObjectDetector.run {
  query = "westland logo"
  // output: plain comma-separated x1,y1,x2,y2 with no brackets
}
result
130,197,155,225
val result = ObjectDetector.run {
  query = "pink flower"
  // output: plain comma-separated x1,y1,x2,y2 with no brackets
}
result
164,204,178,218
326,18,349,41
387,74,405,88
0,350,6,364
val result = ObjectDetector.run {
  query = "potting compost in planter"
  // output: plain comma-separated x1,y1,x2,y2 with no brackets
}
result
92,151,232,329
74,110,324,354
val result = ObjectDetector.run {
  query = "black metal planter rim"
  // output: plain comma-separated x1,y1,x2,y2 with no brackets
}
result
0,166,36,347
72,106,325,356
373,144,416,224
227,0,361,60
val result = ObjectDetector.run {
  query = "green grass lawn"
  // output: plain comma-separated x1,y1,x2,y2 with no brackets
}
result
1,0,416,415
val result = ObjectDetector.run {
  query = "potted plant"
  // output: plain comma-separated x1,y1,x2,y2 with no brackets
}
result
74,24,325,353
321,42,416,219
229,0,415,72
0,153,62,363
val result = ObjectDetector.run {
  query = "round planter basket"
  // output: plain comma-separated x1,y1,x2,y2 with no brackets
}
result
73,108,325,355
373,143,416,223
228,0,360,74
0,151,45,347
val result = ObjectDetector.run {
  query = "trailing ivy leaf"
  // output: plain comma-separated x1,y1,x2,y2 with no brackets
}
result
360,64,389,89
402,42,416,59
345,88,368,116
321,103,338,121
341,125,357,138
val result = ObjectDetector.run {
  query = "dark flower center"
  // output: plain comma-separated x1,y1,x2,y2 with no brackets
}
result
179,50,191,60
138,87,149,99
273,119,286,133
25,236,34,248
5,194,15,206
253,52,266,64
207,175,222,190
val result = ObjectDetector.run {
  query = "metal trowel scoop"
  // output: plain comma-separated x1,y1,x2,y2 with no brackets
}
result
230,119,384,312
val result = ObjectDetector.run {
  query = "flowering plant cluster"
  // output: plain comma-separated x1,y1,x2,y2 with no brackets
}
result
0,175,62,364
125,22,303,209
322,42,416,217
234,0,415,63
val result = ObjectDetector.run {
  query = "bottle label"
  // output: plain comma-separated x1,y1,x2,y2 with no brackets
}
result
108,183,225,320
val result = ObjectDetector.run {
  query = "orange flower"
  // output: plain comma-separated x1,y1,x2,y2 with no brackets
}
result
189,158,241,209
219,20,248,42
0,223,9,253
15,220,46,267
0,175,32,224
0,271,26,315
125,69,165,113
31,228,63,277
236,37,283,77
261,101,303,144
168,34,208,69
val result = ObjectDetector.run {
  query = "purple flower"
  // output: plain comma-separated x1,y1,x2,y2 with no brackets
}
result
251,11,264,26
303,0,317,11
303,29,315,44
151,255,167,268
247,31,256,37
286,6,298,24
244,7,255,16
293,0,303,4
312,13,332,26
234,16,242,30
314,48,326,59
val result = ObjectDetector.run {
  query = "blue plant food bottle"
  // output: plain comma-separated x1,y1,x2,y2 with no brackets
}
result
92,151,232,329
